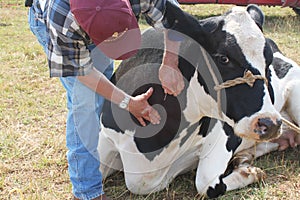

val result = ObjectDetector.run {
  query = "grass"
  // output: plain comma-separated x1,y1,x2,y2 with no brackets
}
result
0,2,299,200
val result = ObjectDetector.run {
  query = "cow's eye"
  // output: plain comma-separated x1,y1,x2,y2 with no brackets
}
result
219,55,229,64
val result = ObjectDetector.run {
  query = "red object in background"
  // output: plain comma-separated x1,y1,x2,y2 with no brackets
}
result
178,0,300,15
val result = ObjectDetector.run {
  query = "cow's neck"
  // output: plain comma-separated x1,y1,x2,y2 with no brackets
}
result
183,70,234,127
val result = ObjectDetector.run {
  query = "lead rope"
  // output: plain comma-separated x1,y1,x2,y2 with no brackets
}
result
201,48,300,135
281,118,300,135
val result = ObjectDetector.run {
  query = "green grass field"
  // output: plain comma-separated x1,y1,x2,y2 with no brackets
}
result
0,1,299,200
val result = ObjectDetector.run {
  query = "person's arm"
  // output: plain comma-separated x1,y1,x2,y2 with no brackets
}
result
159,30,184,96
77,68,161,126
131,0,185,96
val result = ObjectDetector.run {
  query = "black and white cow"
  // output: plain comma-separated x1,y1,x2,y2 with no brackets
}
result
98,3,285,198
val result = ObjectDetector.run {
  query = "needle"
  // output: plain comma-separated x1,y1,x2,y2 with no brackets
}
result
163,93,167,101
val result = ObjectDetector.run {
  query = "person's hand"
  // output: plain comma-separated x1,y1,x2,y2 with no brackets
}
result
159,51,184,96
271,130,300,151
159,30,184,97
128,87,161,126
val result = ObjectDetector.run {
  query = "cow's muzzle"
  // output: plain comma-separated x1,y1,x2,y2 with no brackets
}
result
253,117,282,141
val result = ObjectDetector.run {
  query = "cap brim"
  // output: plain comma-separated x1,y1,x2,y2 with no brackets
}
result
95,18,141,60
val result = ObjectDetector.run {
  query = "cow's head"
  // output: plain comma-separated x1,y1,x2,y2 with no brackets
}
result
163,3,282,141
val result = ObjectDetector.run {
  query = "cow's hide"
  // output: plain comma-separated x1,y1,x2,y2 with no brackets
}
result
97,4,298,198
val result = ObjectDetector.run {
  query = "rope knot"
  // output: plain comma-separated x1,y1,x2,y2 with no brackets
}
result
214,70,267,91
243,70,257,87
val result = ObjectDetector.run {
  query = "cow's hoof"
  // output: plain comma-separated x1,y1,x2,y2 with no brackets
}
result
255,167,267,181
240,166,266,182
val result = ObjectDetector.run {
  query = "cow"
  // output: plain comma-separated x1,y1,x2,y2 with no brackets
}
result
98,3,286,198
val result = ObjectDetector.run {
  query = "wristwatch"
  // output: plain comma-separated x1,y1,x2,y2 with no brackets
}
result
119,95,130,109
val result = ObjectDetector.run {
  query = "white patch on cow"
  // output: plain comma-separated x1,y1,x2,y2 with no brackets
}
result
184,70,234,125
195,120,232,193
223,7,266,75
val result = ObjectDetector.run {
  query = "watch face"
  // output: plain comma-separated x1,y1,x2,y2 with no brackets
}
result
119,102,127,109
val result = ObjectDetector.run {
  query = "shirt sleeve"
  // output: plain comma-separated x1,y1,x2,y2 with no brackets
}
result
47,1,93,77
130,0,180,28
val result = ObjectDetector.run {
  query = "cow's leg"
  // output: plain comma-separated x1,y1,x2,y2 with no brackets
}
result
284,81,300,145
222,142,278,191
98,131,122,179
195,122,236,198
121,148,199,195
285,81,300,126
121,155,170,194
273,81,300,150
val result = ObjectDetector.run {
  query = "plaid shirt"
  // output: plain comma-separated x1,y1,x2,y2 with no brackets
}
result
46,0,179,77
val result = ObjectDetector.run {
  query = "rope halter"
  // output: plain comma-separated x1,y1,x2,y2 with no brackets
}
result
201,48,300,135
214,70,267,91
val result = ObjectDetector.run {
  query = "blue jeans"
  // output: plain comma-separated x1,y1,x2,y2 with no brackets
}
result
60,46,113,199
28,6,48,53
28,6,114,199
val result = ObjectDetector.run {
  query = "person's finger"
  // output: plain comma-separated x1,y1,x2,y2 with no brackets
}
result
141,87,154,100
148,108,161,125
142,107,161,125
137,117,146,127
177,79,185,93
163,87,176,96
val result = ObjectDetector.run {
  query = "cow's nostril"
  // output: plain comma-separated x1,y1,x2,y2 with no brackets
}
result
276,119,282,126
255,117,281,139
257,118,273,134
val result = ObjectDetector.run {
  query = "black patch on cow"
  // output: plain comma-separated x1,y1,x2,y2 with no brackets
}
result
266,38,292,79
263,40,275,104
223,123,242,153
133,83,189,161
272,57,293,79
198,117,217,137
266,67,275,104
206,176,227,198
264,40,274,70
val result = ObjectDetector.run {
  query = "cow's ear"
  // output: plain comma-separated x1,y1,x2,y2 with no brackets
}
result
246,4,265,32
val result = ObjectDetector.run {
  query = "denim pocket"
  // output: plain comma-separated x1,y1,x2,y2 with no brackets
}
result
28,7,48,51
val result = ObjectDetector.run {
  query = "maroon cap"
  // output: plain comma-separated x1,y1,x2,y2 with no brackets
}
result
70,0,141,60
